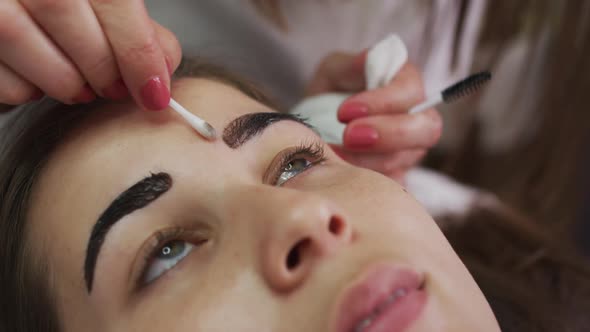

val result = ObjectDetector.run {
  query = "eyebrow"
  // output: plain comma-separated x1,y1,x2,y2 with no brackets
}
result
222,112,314,148
84,172,172,292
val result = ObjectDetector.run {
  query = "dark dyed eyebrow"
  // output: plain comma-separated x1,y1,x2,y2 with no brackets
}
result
222,112,314,149
84,172,172,292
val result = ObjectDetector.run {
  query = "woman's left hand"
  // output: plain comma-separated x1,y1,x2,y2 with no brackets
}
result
306,52,442,182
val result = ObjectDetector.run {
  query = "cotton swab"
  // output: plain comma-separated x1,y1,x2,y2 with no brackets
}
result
168,98,217,140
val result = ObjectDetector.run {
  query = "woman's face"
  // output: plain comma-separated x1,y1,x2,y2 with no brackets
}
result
28,78,499,332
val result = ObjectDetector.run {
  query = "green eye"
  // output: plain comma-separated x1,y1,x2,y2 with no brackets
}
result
143,240,195,284
157,240,187,259
277,158,313,186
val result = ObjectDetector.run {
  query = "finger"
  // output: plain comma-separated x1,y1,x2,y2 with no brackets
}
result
152,20,182,75
20,0,125,100
337,63,425,122
331,144,426,175
305,51,367,96
90,0,170,111
342,109,442,153
0,1,92,103
0,62,41,105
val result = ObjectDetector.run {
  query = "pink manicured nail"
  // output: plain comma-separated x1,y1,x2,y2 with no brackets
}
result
140,77,170,111
344,124,379,148
338,102,369,122
72,85,96,104
102,79,129,100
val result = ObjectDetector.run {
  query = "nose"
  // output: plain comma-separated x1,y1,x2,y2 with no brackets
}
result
252,188,353,293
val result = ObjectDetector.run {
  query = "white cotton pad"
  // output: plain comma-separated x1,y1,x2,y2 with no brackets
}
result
365,34,408,90
289,34,408,145
290,93,350,144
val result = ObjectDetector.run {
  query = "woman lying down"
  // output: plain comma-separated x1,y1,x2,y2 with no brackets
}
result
1,58,589,332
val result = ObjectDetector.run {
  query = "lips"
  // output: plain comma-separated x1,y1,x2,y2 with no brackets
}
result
332,264,427,332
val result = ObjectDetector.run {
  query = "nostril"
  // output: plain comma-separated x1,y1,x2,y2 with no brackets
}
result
328,216,345,236
286,238,310,270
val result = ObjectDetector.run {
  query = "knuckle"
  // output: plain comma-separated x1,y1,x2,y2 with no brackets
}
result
119,36,161,64
84,54,118,84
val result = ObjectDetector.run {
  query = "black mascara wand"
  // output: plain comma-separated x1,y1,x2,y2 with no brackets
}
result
409,71,492,114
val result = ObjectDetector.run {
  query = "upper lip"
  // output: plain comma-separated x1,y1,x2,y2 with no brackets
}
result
330,263,425,332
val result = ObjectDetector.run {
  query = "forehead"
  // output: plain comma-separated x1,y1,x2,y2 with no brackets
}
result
59,77,274,173
31,77,275,213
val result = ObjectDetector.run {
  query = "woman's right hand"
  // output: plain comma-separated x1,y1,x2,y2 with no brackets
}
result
0,0,182,110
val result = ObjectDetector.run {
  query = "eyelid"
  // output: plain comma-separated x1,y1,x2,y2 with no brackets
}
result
263,139,327,186
129,226,211,292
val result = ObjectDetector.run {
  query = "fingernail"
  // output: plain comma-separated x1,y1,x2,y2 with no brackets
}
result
338,102,369,122
344,124,379,148
140,76,170,111
102,79,129,100
72,85,96,104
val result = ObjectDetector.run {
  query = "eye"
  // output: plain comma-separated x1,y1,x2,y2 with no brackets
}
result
277,158,313,186
272,142,326,186
142,240,195,285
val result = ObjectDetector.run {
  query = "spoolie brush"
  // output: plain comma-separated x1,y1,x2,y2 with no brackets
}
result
409,71,492,114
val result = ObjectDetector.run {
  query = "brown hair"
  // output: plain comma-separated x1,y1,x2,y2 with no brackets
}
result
438,1,590,243
1,58,589,332
443,201,590,331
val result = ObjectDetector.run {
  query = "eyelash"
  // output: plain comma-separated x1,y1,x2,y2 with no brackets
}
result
270,140,327,186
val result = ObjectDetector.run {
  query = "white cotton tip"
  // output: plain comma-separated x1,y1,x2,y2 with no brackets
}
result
365,34,408,90
290,93,350,145
169,98,217,141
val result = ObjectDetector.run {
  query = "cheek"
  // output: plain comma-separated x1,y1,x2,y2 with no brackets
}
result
156,270,276,331
327,169,465,272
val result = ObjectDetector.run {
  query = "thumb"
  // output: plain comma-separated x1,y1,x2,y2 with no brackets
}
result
305,50,368,96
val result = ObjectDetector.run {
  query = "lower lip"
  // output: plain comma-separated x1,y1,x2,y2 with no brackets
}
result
361,287,427,332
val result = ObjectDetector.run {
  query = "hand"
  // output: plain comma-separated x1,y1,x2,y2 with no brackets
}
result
306,52,442,183
0,0,182,110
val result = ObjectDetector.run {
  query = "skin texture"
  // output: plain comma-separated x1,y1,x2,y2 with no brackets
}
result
27,78,498,332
